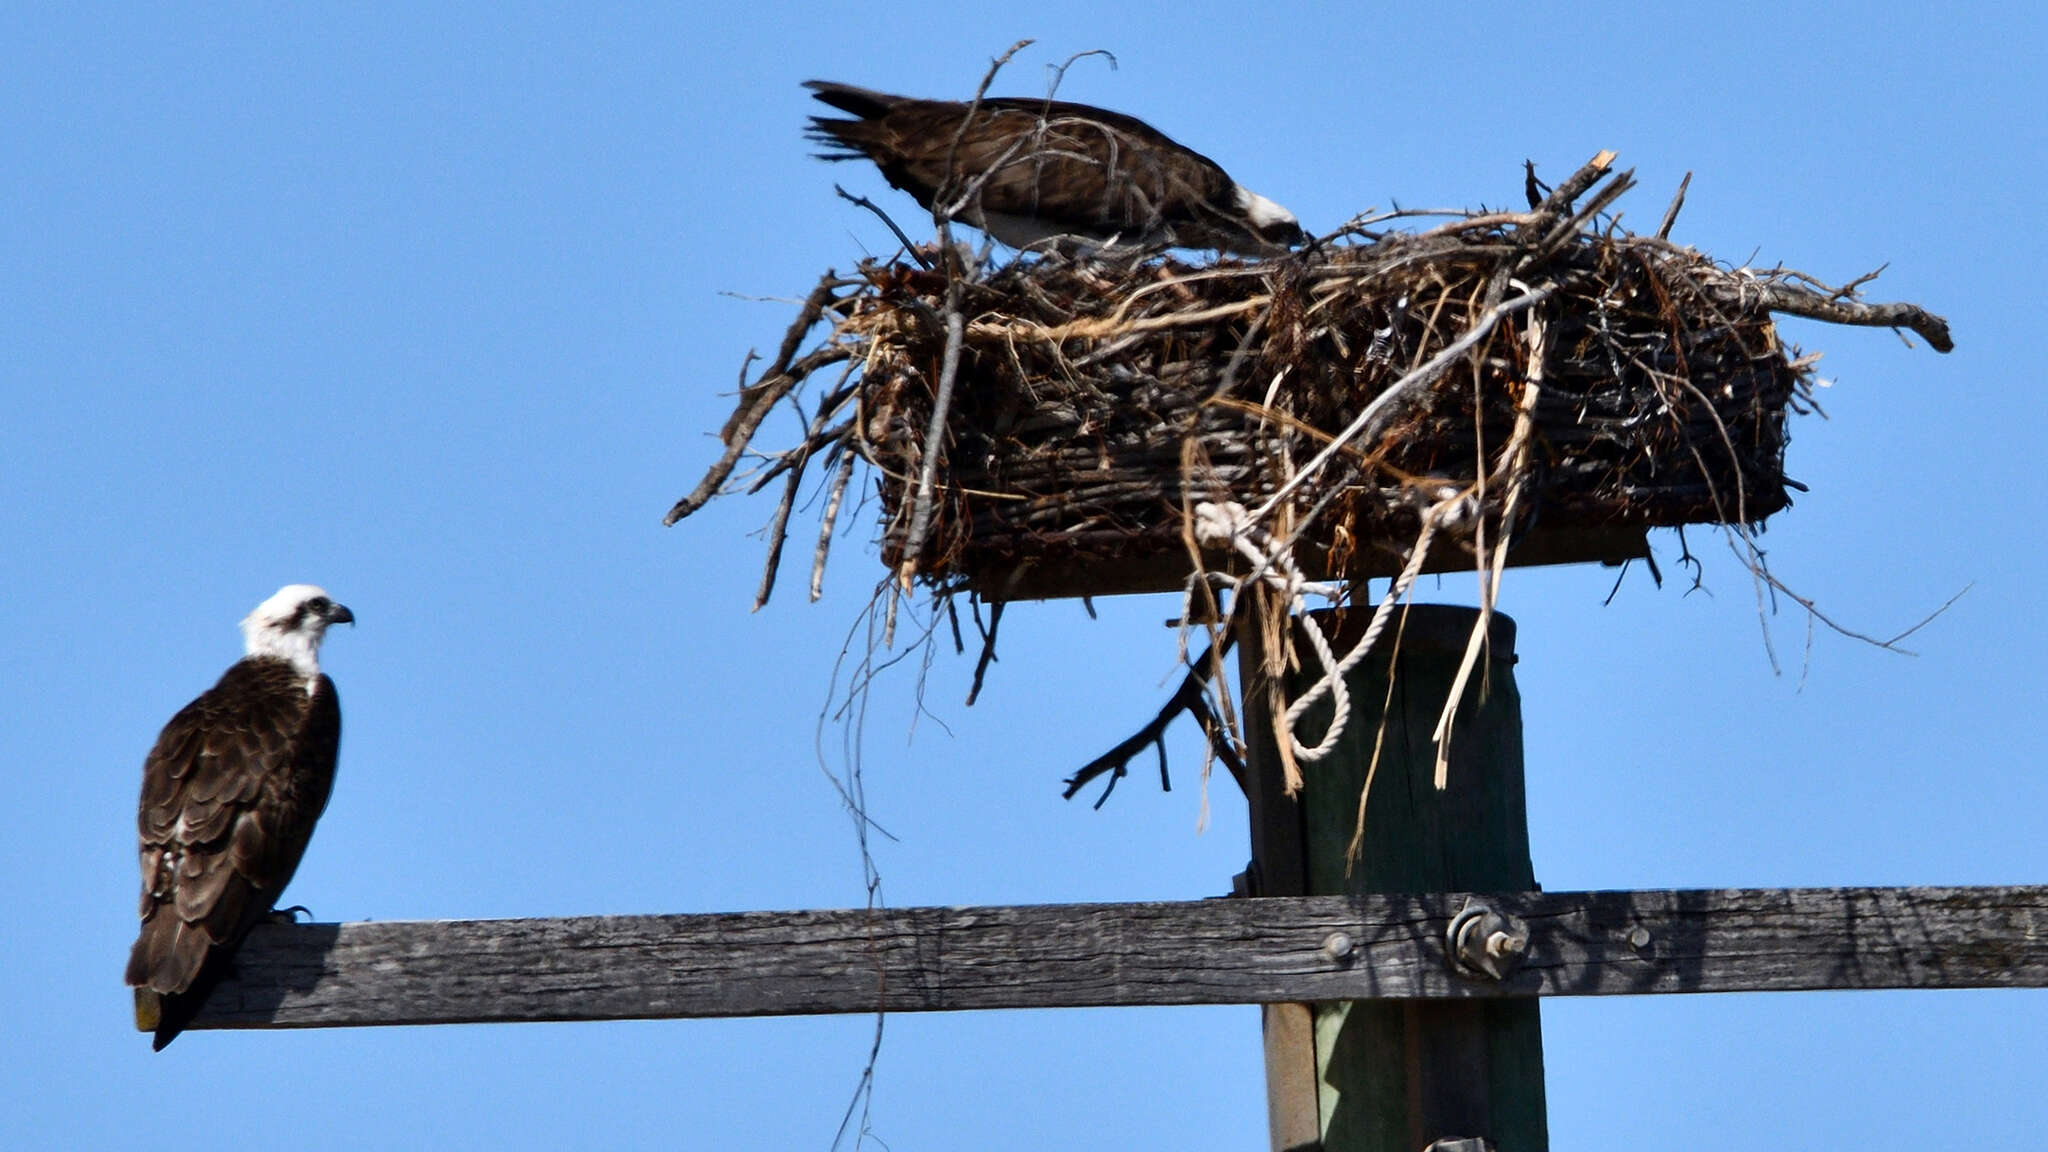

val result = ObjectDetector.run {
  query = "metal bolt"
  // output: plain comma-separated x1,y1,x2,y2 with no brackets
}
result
1320,931,1355,963
1628,926,1652,951
1447,899,1530,982
1486,929,1528,960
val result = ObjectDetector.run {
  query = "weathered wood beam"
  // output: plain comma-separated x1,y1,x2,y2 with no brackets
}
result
969,525,1649,602
180,886,2048,1032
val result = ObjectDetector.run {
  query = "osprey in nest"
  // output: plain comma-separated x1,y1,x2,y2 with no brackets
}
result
126,584,353,1049
805,80,1306,257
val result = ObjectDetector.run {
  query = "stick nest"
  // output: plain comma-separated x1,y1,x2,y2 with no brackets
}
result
671,155,1951,610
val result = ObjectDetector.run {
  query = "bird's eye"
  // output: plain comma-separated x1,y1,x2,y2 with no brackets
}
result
307,597,331,612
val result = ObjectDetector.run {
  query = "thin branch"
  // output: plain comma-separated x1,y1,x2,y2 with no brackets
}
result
895,302,966,587
964,600,1004,706
1524,167,1637,268
1064,634,1238,804
1735,535,1971,655
719,274,845,445
1831,262,1888,300
1531,150,1617,217
834,185,930,268
1656,171,1692,240
1738,280,1953,352
666,343,853,526
754,460,804,612
1044,48,1118,94
811,447,858,602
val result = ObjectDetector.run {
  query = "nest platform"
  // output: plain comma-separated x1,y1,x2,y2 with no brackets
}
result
673,155,1951,607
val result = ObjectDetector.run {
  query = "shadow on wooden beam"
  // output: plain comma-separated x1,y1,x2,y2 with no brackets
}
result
171,886,2048,1033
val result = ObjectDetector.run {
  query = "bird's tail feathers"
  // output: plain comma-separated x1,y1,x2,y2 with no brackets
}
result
802,80,903,120
805,118,877,163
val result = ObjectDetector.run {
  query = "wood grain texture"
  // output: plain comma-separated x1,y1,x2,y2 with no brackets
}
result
178,885,2048,1032
1282,605,1544,1152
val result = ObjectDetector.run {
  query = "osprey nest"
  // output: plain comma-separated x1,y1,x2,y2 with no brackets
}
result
671,152,1952,802
672,154,1950,620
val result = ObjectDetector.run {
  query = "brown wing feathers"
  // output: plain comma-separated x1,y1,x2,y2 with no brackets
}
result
803,81,1239,239
127,658,339,1047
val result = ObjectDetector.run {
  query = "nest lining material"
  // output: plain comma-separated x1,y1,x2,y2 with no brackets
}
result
672,153,1950,613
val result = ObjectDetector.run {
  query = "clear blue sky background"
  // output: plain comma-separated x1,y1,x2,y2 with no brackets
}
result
5,4,2043,1148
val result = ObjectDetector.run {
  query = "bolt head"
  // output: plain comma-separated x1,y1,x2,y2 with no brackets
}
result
1320,931,1355,961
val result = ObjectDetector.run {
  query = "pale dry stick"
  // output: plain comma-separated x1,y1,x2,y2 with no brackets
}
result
895,42,1047,591
935,41,1050,238
1040,295,1270,340
941,39,1033,203
895,303,967,591
881,577,901,649
974,275,1237,352
1828,264,1889,301
811,447,858,602
1320,205,1516,244
1748,278,1954,351
752,383,860,610
738,372,859,497
1246,283,1556,526
1052,262,1277,335
1625,238,1954,352
1042,48,1119,98
1656,172,1692,240
1419,211,1540,237
1431,317,1545,788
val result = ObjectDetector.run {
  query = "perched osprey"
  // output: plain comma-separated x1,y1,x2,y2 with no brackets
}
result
126,584,353,1050
804,80,1306,257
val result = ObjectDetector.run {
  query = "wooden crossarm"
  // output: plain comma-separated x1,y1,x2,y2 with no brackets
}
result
172,885,2048,1033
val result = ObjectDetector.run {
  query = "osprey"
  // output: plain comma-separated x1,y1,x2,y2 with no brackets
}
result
126,584,353,1050
804,80,1306,257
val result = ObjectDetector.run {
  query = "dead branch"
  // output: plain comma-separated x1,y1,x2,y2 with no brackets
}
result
1728,278,1952,352
964,599,1003,706
1063,634,1243,806
720,274,847,445
667,343,853,526
833,185,930,268
1657,172,1692,240
811,448,857,602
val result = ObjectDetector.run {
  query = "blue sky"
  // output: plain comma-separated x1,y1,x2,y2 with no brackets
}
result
4,4,2044,1148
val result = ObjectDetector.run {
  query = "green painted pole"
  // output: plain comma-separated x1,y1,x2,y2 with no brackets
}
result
1244,604,1547,1152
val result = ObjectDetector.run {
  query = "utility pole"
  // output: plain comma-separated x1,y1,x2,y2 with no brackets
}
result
1244,604,1546,1151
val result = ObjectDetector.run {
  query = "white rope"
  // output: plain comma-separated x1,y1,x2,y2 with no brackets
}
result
1193,493,1463,766
1283,500,1452,762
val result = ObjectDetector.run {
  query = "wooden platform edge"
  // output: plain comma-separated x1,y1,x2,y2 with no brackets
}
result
177,885,2048,1032
967,525,1650,602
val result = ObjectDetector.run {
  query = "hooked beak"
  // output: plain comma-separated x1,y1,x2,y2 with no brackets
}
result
327,602,356,627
